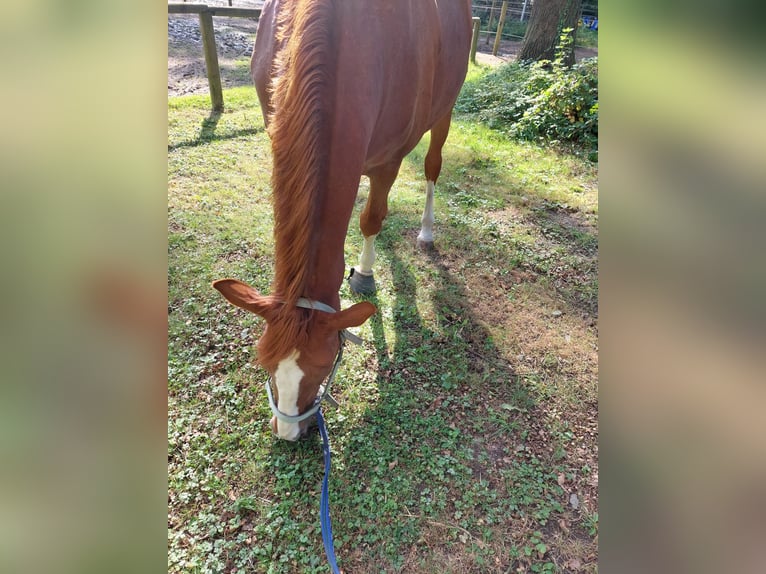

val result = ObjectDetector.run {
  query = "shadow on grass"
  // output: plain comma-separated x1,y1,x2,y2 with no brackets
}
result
402,142,598,316
335,213,535,570
168,112,265,152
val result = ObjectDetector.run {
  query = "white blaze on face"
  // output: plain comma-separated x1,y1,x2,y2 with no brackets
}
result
273,350,304,441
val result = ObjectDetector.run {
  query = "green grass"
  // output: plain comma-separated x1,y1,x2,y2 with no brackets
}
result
168,81,598,573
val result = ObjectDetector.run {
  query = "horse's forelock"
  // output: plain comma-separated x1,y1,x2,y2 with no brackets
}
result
256,306,312,373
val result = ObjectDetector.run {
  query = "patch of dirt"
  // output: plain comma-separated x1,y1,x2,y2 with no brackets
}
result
476,36,598,65
541,207,596,238
168,14,259,97
435,242,599,527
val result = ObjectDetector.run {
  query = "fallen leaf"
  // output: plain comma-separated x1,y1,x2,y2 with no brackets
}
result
569,493,580,509
501,403,524,412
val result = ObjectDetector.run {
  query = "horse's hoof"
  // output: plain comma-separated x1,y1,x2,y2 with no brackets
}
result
416,237,434,251
348,268,376,295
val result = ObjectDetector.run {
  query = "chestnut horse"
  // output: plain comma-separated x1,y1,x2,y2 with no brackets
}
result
214,0,471,440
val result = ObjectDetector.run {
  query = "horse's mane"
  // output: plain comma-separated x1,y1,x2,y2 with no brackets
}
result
259,0,337,370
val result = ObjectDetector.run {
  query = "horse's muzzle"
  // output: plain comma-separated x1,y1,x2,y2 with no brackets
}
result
270,415,317,441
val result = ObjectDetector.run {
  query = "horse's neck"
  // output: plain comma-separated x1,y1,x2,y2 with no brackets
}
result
297,206,352,309
267,0,371,309
303,132,371,307
271,190,346,309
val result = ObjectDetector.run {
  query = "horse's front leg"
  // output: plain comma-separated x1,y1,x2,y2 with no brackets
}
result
349,161,400,295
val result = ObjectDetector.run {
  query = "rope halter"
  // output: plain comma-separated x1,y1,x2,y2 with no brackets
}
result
264,297,363,424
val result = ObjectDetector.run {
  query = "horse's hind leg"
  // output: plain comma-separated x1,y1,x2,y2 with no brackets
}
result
417,111,453,250
349,161,401,295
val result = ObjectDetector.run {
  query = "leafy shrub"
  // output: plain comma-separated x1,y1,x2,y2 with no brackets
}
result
456,30,598,157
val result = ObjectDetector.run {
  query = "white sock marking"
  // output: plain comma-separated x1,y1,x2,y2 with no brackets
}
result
357,234,378,275
417,180,435,243
274,350,303,441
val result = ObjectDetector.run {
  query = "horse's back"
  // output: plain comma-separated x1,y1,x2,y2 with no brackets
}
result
336,0,472,169
253,0,471,166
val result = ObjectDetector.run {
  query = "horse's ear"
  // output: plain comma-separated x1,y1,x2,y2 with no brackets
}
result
326,301,376,331
212,279,276,320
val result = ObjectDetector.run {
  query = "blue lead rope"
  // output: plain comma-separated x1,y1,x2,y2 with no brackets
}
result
316,407,341,574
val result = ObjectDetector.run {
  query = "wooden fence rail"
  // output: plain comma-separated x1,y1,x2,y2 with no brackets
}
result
168,3,261,111
168,3,261,18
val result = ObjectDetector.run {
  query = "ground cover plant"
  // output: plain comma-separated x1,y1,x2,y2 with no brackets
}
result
457,32,598,158
168,74,598,572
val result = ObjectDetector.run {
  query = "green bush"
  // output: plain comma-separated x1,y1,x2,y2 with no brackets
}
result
456,30,598,157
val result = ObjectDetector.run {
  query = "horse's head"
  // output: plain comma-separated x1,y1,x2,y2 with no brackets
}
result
213,279,376,440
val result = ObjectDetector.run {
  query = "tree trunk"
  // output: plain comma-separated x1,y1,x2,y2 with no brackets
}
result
518,0,582,65
560,0,582,66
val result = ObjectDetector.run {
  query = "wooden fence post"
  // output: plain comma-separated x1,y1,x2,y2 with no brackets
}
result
485,0,497,45
492,1,508,57
199,9,224,112
470,17,480,64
